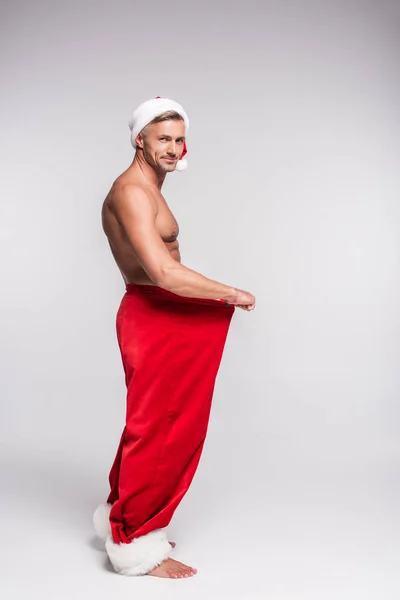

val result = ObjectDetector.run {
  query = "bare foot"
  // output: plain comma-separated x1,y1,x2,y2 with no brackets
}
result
148,557,197,578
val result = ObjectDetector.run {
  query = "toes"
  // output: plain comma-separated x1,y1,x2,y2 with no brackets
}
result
178,569,188,578
175,563,196,576
170,567,184,578
165,562,197,579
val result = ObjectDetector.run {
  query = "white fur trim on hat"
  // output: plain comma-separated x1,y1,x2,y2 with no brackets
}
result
128,97,189,171
93,502,112,541
93,503,172,576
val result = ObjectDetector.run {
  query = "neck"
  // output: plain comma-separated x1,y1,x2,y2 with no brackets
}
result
128,152,166,190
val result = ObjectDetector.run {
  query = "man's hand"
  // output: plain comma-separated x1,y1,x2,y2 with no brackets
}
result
231,288,256,311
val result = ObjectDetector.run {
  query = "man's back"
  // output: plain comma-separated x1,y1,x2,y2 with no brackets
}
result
101,171,181,285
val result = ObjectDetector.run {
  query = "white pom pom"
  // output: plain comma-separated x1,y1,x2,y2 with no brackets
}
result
175,158,188,171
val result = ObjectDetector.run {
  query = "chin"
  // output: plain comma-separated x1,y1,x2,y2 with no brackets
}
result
159,163,176,173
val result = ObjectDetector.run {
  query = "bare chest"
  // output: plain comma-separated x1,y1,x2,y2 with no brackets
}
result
155,200,179,243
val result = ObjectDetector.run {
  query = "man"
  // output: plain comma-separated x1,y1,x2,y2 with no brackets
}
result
93,97,256,579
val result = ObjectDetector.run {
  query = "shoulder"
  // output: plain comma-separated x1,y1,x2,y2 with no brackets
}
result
111,182,157,214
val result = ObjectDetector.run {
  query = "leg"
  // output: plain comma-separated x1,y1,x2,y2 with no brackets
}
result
94,287,234,576
106,426,126,506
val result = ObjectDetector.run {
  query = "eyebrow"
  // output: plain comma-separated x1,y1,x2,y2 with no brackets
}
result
158,134,186,140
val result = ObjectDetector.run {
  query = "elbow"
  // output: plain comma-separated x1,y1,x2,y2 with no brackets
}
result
154,267,169,289
154,263,177,289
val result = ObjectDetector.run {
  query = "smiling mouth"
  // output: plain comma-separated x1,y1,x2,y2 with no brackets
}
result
163,157,176,161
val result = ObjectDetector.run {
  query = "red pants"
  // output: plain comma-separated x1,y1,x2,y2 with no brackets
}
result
97,283,235,574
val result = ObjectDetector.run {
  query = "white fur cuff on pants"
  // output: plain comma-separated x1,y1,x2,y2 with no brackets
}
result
93,503,172,576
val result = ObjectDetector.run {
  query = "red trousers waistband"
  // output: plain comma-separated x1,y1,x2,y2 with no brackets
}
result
125,283,232,308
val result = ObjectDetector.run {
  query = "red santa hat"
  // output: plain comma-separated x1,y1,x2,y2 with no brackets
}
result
128,96,189,171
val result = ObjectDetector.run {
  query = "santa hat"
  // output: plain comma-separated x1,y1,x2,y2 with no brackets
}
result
128,96,189,171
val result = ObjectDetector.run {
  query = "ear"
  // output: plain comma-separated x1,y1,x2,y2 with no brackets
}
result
135,133,144,149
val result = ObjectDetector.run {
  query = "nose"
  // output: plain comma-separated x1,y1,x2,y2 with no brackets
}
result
166,141,177,156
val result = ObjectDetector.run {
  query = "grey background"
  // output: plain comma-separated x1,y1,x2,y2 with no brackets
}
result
1,0,399,598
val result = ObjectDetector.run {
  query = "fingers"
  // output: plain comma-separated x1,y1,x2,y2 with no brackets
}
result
237,304,256,311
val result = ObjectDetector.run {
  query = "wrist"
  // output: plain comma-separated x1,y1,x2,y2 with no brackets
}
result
223,287,238,304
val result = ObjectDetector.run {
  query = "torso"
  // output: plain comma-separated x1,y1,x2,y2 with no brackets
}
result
101,172,181,285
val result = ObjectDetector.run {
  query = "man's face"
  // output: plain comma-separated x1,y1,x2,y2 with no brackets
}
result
138,119,186,173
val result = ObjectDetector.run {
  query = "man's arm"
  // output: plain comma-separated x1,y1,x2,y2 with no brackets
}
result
111,184,238,302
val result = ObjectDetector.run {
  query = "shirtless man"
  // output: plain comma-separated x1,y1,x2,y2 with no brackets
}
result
99,98,255,579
